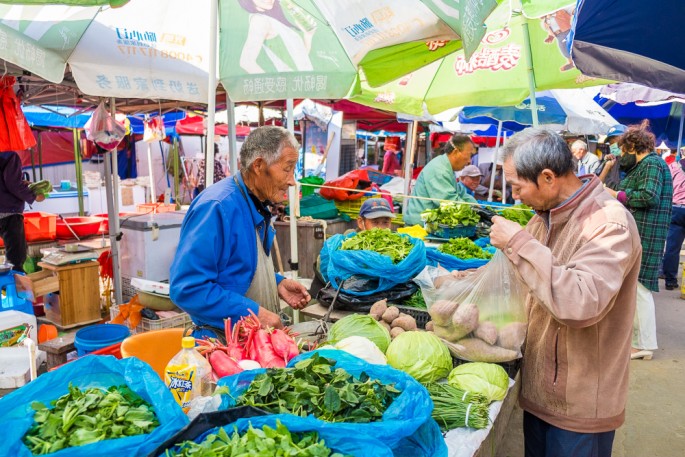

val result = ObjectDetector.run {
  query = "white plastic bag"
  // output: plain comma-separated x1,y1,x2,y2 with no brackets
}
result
423,251,528,362
143,116,166,142
86,101,126,150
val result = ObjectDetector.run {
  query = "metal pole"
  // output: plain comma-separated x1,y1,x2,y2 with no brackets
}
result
402,121,418,216
173,137,180,208
73,129,84,216
205,0,218,186
109,98,120,216
29,147,36,182
488,120,503,202
522,21,539,127
226,94,238,175
37,132,43,180
286,98,300,323
106,98,123,306
677,104,684,159
146,142,156,203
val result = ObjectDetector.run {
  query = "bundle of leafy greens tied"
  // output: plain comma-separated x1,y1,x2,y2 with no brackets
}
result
231,353,400,423
421,202,480,232
423,382,490,431
166,421,349,457
23,383,159,455
28,180,53,198
403,290,427,309
438,237,493,260
340,228,414,264
497,204,534,227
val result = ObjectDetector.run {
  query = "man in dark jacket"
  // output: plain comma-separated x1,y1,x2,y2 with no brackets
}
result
0,151,44,272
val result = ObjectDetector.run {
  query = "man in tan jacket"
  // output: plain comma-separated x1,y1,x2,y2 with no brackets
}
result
489,128,641,457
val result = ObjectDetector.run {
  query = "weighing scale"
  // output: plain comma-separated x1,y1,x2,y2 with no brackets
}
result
41,245,97,266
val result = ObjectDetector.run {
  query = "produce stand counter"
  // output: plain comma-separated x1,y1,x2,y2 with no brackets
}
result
299,302,522,457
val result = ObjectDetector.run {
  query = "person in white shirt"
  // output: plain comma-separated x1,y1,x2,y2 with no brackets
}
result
571,140,600,175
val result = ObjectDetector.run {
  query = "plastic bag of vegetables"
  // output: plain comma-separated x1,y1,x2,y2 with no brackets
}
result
217,350,433,448
320,230,426,296
385,331,452,383
0,356,188,457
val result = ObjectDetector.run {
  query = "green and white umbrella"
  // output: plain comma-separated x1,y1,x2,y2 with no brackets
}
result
351,0,611,116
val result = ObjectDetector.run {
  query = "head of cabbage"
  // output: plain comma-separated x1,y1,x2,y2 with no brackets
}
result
327,314,391,353
385,331,452,383
448,362,509,403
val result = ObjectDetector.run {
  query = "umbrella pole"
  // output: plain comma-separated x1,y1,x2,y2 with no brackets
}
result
173,137,180,208
105,99,123,306
72,129,84,216
205,0,218,187
286,97,300,323
109,99,120,217
37,132,43,180
30,147,36,182
146,142,156,203
522,22,539,127
501,135,507,202
677,104,684,159
488,120,503,202
402,121,419,216
226,94,238,175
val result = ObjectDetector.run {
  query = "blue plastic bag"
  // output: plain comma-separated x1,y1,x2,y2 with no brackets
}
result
0,356,188,457
166,414,394,457
391,418,448,457
217,349,433,448
426,237,496,271
320,232,427,296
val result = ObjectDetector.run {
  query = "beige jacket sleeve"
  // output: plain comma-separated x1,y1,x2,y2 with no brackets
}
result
503,222,640,328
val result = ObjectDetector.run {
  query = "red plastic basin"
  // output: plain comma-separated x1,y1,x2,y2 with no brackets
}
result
56,217,105,239
94,213,138,234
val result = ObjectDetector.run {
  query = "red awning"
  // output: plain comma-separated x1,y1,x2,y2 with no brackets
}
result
175,116,251,137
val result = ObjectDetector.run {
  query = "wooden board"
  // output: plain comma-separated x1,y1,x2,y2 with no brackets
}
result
299,302,350,322
14,270,59,300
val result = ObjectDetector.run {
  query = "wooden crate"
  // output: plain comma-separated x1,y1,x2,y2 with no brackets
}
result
38,261,101,327
14,270,59,301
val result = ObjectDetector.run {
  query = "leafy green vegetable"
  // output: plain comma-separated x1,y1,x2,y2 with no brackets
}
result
166,420,348,457
23,384,159,455
327,314,391,352
385,331,452,383
402,290,427,309
421,202,480,231
423,382,490,431
340,228,414,263
448,362,510,404
438,237,493,260
232,353,400,423
498,204,534,226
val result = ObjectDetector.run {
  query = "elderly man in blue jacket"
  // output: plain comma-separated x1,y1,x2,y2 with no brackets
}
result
170,126,310,335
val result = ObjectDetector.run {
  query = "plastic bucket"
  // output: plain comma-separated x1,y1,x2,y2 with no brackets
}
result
120,328,185,379
74,324,130,357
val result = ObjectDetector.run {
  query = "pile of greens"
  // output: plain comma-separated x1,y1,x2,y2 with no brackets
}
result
402,290,427,309
23,384,159,455
438,238,493,260
340,228,414,263
166,421,348,457
421,202,480,230
498,204,534,226
232,353,400,423
423,382,490,431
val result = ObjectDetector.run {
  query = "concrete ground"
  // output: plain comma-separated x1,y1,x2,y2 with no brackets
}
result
495,282,685,456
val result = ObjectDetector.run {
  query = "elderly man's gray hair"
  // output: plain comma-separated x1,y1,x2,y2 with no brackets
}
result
240,126,299,170
571,139,588,152
502,128,575,183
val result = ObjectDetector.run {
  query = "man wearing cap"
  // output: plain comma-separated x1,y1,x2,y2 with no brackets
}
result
597,124,626,190
356,198,395,231
459,165,502,201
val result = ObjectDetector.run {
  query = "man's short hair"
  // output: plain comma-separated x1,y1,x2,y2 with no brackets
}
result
571,140,587,152
502,128,575,184
239,126,299,170
441,134,474,155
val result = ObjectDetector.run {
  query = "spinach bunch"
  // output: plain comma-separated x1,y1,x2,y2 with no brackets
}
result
23,384,159,455
340,228,414,263
166,421,348,457
233,354,400,423
498,204,534,226
438,238,493,260
421,202,480,231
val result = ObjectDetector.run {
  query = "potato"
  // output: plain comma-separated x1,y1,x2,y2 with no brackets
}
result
497,322,527,351
429,300,459,326
369,300,388,320
443,337,518,363
433,323,461,342
474,321,498,345
391,315,417,331
451,302,479,338
390,327,405,339
380,320,392,332
382,306,400,324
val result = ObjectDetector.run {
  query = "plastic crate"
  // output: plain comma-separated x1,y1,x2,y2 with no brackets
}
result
452,356,522,379
433,224,476,239
23,212,57,242
109,303,192,334
395,305,430,329
333,196,372,216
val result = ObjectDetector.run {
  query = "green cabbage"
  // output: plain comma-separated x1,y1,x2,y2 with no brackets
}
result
385,331,452,383
448,362,509,403
327,314,391,353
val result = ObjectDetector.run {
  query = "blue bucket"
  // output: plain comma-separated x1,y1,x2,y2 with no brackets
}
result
74,324,130,357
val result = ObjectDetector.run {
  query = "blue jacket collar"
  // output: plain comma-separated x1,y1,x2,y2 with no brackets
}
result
235,172,268,228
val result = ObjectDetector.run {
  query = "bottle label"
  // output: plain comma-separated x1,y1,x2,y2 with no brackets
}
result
165,364,197,412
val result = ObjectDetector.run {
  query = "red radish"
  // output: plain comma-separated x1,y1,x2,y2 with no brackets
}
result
249,328,286,368
209,350,243,378
269,328,299,364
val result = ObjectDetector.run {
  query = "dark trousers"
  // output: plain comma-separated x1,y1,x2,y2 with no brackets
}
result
0,214,27,273
524,411,615,457
662,205,685,285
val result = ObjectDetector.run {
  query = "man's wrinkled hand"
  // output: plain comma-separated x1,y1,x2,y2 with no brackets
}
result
490,215,524,250
277,278,311,310
257,306,283,329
